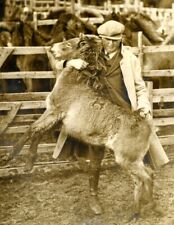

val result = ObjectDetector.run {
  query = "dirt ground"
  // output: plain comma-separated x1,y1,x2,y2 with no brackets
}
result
0,145,174,225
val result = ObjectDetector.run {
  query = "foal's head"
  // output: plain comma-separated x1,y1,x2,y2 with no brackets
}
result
51,34,107,91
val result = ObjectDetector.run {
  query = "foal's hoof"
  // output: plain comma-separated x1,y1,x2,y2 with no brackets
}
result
0,155,10,166
153,205,165,217
0,153,14,166
128,213,140,222
24,159,34,172
89,195,103,215
5,152,15,162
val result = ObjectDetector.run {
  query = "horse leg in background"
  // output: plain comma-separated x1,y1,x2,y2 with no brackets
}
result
88,145,105,215
7,109,60,162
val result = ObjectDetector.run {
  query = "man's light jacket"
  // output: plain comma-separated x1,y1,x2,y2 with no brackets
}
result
53,44,151,113
120,45,151,112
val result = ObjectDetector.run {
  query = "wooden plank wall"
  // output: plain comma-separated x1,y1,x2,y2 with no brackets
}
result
30,4,174,32
0,44,174,176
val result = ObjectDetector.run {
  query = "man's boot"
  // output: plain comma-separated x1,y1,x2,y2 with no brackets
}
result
88,146,104,215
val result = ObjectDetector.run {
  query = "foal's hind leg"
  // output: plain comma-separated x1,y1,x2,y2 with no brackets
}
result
115,156,155,220
128,162,155,220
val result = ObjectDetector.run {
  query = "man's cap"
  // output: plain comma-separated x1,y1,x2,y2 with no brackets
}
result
97,20,125,40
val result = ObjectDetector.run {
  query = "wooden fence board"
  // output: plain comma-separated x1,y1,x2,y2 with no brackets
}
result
0,92,49,101
154,117,174,126
37,19,57,26
35,0,55,3
6,125,30,133
152,88,174,103
142,45,174,53
0,134,172,157
0,160,79,177
0,114,41,123
153,95,174,103
0,143,56,155
13,114,41,123
153,109,174,117
0,45,173,57
0,101,46,110
0,103,21,135
160,135,174,145
0,47,50,55
4,123,173,136
0,48,14,68
153,88,174,95
0,71,55,79
143,70,174,77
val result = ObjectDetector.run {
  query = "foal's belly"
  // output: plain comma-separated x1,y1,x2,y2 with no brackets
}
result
63,99,103,141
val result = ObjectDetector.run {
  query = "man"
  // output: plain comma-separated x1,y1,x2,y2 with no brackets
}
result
49,20,169,215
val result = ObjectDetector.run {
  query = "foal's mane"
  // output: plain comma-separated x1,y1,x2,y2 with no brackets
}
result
73,34,107,92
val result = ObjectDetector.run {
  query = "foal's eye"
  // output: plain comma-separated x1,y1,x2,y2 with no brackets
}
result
66,42,71,48
79,41,86,47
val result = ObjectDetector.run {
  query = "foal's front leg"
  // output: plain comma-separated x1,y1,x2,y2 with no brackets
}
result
24,134,41,172
7,109,60,162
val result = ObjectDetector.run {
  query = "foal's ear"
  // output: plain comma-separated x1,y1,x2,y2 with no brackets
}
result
79,33,85,39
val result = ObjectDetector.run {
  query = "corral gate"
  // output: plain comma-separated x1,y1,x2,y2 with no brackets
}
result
0,43,174,176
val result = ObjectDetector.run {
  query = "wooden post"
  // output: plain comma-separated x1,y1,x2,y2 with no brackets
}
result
124,0,130,6
33,11,38,30
146,81,153,116
63,0,67,8
172,4,174,24
71,0,75,14
55,0,60,7
138,31,143,70
138,31,153,115
30,0,34,9
0,103,21,135
107,0,112,13
134,0,141,12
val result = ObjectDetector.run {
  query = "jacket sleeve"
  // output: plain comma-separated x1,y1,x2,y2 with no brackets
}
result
132,54,152,113
46,49,66,73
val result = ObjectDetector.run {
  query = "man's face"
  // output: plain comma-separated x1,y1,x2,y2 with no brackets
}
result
101,38,121,54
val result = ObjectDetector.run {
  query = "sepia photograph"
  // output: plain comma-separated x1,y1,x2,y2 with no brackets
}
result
0,0,174,224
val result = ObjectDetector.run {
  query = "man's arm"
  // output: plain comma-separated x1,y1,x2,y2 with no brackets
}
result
133,55,152,117
47,48,88,72
46,48,66,73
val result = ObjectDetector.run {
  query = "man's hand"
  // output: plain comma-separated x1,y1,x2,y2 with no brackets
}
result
66,59,88,70
139,108,152,120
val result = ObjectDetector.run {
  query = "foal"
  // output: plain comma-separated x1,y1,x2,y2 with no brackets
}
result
8,35,159,218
